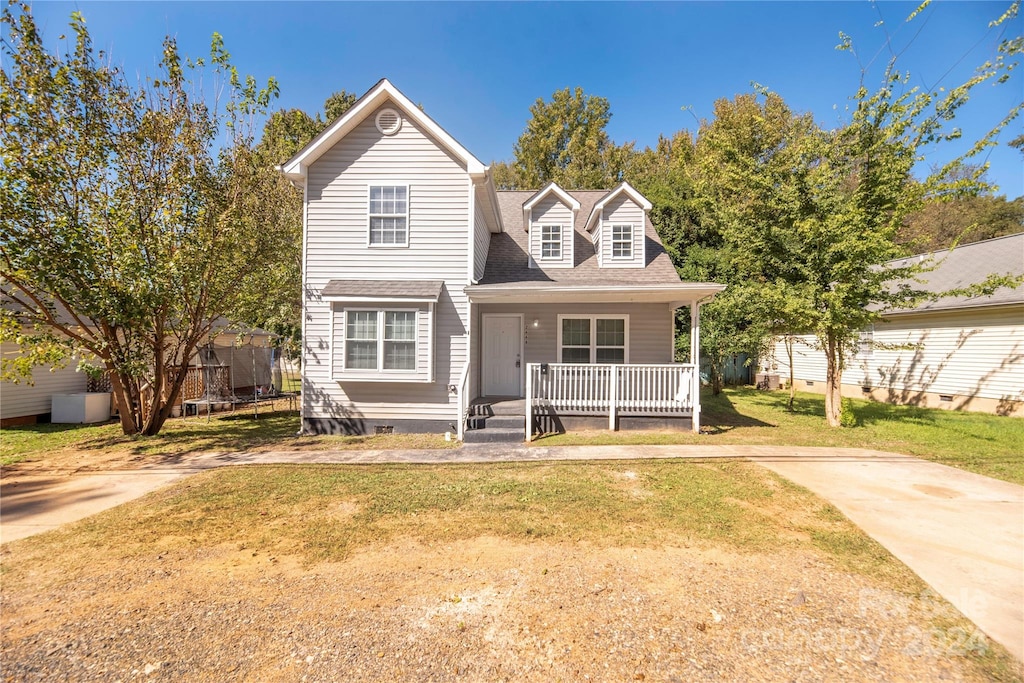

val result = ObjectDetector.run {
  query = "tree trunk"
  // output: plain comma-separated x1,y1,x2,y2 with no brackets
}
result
107,368,140,436
711,362,723,396
824,332,842,427
785,336,796,412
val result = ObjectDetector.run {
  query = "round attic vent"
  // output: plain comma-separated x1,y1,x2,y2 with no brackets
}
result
375,108,402,136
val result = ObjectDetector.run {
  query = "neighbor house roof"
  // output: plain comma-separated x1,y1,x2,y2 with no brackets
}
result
465,190,723,304
280,79,487,181
885,232,1024,315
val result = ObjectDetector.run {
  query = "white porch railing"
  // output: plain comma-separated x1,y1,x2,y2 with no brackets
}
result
525,363,697,441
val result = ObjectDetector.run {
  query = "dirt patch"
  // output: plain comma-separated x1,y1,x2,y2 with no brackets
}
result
1,537,1006,681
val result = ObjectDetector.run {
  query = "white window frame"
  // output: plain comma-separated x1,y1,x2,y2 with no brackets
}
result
611,224,633,259
367,184,409,248
539,224,562,260
556,314,630,364
857,325,874,358
342,308,418,373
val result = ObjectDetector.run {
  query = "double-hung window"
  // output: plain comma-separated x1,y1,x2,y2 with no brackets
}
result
345,310,417,371
369,185,408,246
857,325,874,359
540,225,562,259
611,224,633,259
559,315,628,364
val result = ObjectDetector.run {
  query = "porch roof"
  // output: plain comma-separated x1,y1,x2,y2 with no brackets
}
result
321,279,444,302
464,282,724,306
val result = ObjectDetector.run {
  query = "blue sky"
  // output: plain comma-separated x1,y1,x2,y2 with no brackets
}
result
22,1,1024,197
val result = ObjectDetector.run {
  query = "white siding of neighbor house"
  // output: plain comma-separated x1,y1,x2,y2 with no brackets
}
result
599,195,645,268
529,195,574,269
474,302,675,395
1,342,87,420
767,305,1024,407
472,191,490,282
303,101,470,423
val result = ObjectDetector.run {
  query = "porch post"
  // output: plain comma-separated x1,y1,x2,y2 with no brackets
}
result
609,366,618,431
691,300,701,434
525,363,533,442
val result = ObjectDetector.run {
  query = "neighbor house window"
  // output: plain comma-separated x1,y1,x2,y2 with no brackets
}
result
611,224,633,258
540,225,562,259
368,185,408,246
559,315,628,364
857,326,874,358
345,310,417,371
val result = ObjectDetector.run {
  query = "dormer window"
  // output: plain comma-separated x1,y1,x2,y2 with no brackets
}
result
540,225,562,259
369,185,408,246
611,225,633,259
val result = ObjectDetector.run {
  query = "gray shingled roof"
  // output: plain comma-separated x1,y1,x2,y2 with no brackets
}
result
474,190,685,288
321,279,444,300
886,232,1023,314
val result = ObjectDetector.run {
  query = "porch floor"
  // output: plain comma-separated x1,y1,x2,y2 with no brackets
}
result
470,397,525,416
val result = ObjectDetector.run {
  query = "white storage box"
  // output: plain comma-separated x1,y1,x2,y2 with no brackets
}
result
51,393,111,424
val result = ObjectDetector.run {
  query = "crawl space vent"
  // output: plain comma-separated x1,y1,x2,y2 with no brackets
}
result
375,108,402,136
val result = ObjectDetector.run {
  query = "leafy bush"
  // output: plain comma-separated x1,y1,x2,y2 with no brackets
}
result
840,398,858,428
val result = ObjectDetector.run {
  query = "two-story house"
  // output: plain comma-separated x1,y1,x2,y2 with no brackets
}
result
281,79,723,440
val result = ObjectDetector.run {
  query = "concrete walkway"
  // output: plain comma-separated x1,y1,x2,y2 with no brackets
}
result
2,444,1021,660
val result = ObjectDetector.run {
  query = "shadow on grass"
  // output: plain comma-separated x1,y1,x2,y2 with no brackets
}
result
700,389,775,434
713,387,946,428
4,411,302,465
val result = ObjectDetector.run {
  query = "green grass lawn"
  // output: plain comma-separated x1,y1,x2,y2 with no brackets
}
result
22,460,915,584
2,387,1021,484
0,406,454,467
536,388,1024,486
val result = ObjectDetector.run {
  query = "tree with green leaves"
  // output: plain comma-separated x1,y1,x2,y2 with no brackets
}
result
898,164,1024,250
502,86,627,189
227,89,358,356
700,1,1022,426
1,5,282,436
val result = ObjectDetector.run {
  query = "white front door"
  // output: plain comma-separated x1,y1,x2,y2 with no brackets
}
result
482,315,522,396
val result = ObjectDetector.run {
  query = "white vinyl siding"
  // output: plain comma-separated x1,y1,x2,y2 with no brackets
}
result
528,195,574,269
472,192,490,282
305,101,469,420
0,342,88,420
599,195,645,268
768,305,1024,407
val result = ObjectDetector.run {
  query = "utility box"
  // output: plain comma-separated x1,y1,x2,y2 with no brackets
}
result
51,393,111,424
755,373,780,391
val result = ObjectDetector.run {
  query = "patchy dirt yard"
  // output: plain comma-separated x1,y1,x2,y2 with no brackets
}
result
1,536,1009,682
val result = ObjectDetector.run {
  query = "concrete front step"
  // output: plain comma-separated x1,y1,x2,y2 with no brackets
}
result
469,399,526,417
467,415,524,431
463,427,525,443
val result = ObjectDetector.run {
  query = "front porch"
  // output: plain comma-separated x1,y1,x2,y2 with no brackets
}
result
463,362,698,442
525,362,697,441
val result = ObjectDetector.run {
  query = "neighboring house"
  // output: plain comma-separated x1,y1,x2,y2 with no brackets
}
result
281,79,723,440
0,311,276,426
764,233,1024,416
0,343,89,427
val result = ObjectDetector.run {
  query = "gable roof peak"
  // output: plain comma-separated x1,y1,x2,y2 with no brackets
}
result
523,181,582,213
280,79,486,180
584,181,653,232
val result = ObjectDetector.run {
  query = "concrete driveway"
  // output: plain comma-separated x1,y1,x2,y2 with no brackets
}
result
2,443,1021,661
